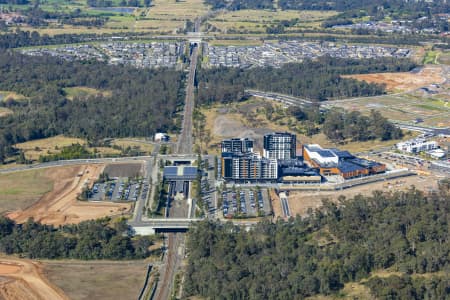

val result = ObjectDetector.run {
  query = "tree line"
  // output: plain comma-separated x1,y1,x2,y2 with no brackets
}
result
366,275,449,300
0,0,28,4
204,0,450,16
184,183,450,299
87,0,151,7
289,106,403,142
0,217,157,259
277,0,450,15
322,109,403,142
196,56,416,104
204,0,273,10
0,29,147,49
19,6,109,27
0,52,185,163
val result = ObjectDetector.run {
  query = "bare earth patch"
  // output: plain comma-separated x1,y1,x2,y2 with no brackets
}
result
269,189,283,220
0,257,68,300
283,174,439,219
6,165,131,226
343,66,445,92
103,162,144,178
0,107,13,117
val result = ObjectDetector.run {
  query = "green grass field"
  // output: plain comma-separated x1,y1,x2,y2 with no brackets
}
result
208,9,337,34
44,260,150,300
328,93,450,128
5,0,193,35
63,86,112,100
0,169,53,213
423,50,439,64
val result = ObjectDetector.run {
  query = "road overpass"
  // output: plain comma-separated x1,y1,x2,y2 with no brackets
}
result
130,218,202,235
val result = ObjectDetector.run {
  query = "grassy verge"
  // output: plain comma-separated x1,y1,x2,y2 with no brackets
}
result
0,169,53,213
423,50,439,64
43,260,149,300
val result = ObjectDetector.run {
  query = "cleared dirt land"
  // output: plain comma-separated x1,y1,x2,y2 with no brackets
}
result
6,165,131,226
103,162,144,178
0,107,13,117
343,65,445,92
202,98,418,154
0,257,68,300
43,260,148,300
275,174,440,219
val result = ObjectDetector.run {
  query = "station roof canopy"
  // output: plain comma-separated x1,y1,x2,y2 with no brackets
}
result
163,166,198,181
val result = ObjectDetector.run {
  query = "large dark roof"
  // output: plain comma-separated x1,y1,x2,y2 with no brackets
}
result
281,167,319,177
317,150,335,158
163,166,198,180
332,149,354,159
349,158,382,168
163,166,178,176
338,161,366,173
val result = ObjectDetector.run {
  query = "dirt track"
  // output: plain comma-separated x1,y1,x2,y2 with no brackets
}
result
7,165,131,226
0,258,68,300
343,66,445,92
282,174,440,218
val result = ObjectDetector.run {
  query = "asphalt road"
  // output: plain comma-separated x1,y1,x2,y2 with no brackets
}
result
246,89,314,108
0,156,152,174
130,159,153,223
280,193,290,218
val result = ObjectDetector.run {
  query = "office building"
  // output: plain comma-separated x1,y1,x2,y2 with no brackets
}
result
221,138,254,154
396,138,438,154
263,132,296,160
221,152,277,182
303,144,386,179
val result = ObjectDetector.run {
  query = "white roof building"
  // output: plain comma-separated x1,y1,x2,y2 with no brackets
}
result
396,139,438,154
154,132,169,142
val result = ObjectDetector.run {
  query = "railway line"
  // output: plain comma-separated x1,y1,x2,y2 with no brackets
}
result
154,18,200,300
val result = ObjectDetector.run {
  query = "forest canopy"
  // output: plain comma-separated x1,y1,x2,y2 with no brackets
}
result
0,52,185,162
185,184,450,299
204,0,450,15
196,56,416,104
0,217,156,259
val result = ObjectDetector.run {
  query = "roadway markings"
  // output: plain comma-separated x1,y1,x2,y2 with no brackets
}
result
279,192,290,218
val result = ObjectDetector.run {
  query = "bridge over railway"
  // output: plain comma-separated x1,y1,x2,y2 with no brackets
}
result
129,218,202,235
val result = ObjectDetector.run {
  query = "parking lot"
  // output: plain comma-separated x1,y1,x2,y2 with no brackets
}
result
222,189,271,218
87,177,149,202
201,178,217,218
